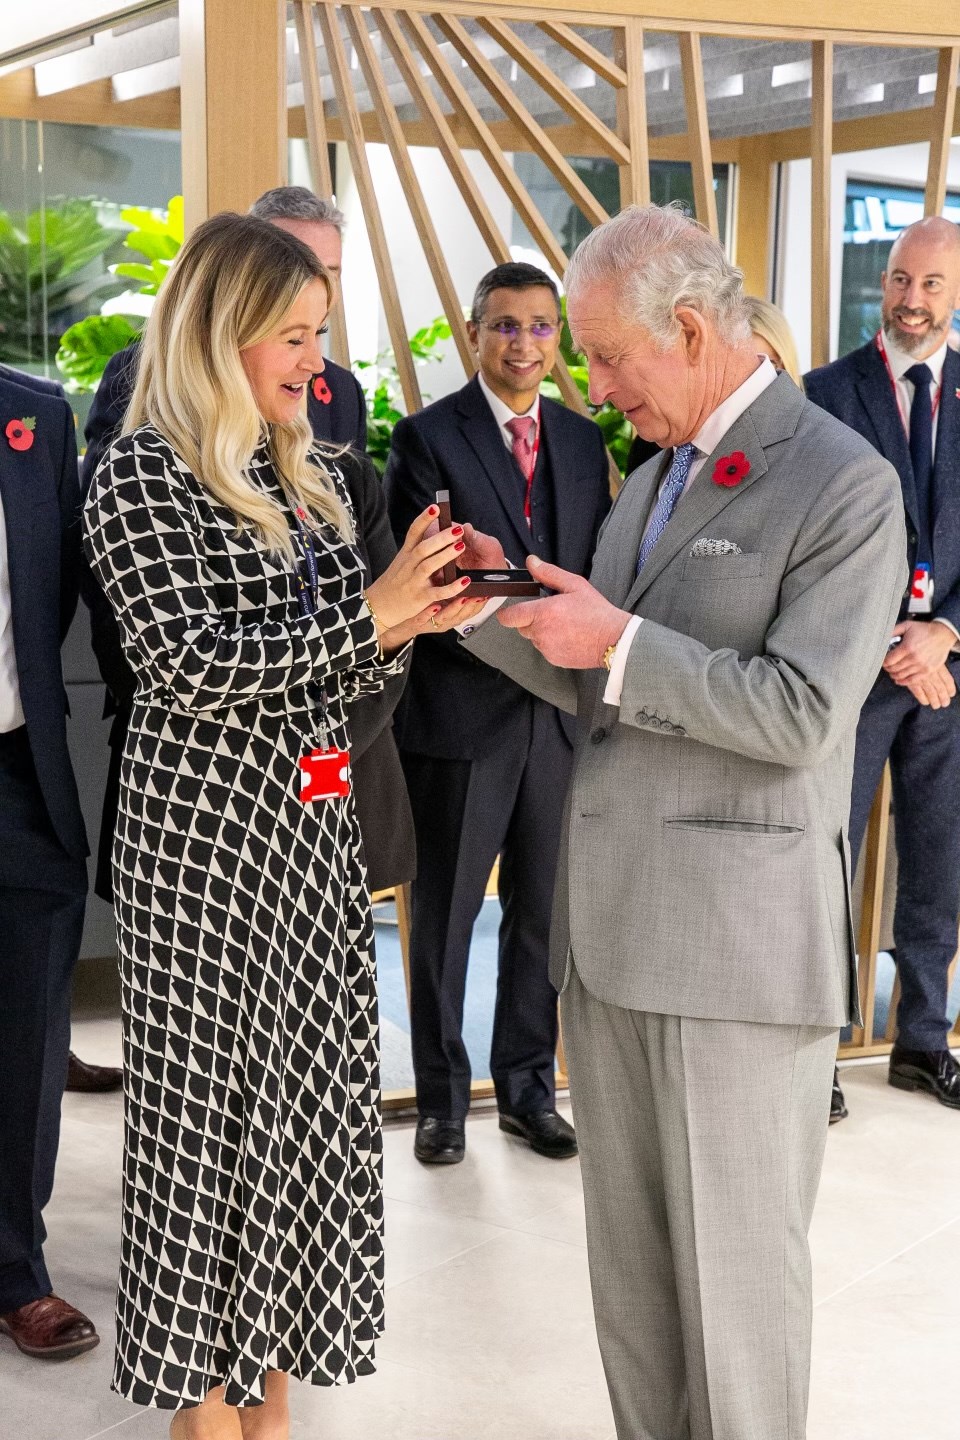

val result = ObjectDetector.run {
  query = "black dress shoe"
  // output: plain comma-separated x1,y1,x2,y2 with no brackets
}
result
889,1047,960,1109
414,1116,465,1165
499,1109,578,1159
830,1067,848,1124
66,1052,123,1093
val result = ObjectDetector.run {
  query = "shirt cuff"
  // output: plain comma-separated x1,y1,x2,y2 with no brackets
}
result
934,616,960,650
456,595,508,636
602,615,643,706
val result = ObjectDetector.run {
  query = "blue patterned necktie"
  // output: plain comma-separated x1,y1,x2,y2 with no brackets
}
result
636,441,698,574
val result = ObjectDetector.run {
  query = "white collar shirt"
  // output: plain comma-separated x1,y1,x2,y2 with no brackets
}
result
0,491,25,732
477,370,541,454
879,331,948,458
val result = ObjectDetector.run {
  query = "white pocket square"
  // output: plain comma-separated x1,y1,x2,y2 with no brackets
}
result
689,538,743,557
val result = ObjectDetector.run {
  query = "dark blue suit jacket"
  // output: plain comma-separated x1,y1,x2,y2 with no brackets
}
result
806,340,960,634
384,374,611,758
0,372,87,859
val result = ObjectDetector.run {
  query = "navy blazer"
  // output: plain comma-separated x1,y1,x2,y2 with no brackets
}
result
384,374,611,759
0,372,87,858
806,340,960,635
0,364,66,401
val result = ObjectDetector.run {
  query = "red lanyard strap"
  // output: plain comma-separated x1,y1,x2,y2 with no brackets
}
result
875,331,942,431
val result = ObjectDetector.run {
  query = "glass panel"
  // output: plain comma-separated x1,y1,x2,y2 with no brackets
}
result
0,118,181,422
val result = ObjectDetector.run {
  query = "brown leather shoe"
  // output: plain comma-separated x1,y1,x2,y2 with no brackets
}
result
65,1051,123,1093
0,1295,99,1359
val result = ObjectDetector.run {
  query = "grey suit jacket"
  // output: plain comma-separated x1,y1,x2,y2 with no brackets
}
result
466,373,906,1029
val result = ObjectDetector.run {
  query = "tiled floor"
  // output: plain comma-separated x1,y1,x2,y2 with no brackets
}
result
10,1018,959,1440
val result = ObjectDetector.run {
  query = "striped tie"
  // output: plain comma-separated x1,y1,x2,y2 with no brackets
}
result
636,441,698,574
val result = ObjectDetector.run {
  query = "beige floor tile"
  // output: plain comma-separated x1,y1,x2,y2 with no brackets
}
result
290,1359,616,1440
383,1197,506,1290
515,1193,589,1249
375,1228,606,1402
381,1104,584,1229
808,1219,960,1440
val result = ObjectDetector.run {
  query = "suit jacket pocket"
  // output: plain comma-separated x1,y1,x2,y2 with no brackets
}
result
664,817,804,836
681,552,765,581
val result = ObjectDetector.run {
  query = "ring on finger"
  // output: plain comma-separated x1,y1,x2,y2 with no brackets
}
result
430,614,440,630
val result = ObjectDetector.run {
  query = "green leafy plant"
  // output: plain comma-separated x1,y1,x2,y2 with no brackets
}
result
355,317,454,473
0,198,124,367
55,196,185,392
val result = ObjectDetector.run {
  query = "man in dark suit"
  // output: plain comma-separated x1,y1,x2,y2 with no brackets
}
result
0,367,119,1096
384,262,611,1164
806,216,960,1118
0,370,100,1359
81,186,414,901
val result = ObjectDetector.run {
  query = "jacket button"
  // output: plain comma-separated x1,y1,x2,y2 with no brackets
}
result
590,726,607,744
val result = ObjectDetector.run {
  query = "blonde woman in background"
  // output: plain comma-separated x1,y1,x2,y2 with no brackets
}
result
83,212,483,1440
743,295,803,386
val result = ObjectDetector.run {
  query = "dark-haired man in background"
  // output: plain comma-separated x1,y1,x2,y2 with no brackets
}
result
81,186,415,909
384,263,611,1165
807,215,960,1120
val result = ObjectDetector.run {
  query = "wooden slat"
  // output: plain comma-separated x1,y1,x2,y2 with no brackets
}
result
613,19,650,207
539,20,627,89
343,8,475,376
734,136,773,296
374,6,508,266
395,12,598,421
400,12,570,279
475,17,629,164
432,13,610,230
292,0,350,368
848,765,891,1050
678,33,718,237
315,3,422,412
810,39,833,370
924,45,960,217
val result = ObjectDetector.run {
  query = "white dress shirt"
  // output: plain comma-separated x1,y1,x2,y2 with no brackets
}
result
476,369,541,452
0,490,25,732
604,357,778,704
880,330,947,458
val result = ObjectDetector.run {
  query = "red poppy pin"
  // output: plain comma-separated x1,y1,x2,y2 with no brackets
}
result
5,416,36,452
312,376,332,406
712,451,750,487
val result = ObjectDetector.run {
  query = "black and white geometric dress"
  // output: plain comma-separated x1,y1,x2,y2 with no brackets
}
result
83,426,403,1409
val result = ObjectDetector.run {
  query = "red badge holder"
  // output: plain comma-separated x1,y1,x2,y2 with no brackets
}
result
299,747,351,801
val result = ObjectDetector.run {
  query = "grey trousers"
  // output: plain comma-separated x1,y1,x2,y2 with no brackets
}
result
561,965,838,1440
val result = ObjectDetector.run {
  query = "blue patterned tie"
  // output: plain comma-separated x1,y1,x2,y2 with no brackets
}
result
636,441,698,574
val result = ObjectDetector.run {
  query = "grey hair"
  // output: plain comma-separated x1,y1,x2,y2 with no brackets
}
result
565,203,750,350
250,185,346,234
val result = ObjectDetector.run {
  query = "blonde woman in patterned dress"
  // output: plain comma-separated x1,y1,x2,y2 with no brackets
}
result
83,213,482,1440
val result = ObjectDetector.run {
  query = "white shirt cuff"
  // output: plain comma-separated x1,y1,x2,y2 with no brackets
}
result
602,615,643,705
456,595,508,636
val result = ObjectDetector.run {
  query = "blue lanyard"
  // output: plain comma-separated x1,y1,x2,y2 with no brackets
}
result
293,506,332,749
293,507,319,618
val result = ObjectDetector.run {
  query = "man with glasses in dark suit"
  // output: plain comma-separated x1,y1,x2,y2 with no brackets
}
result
807,216,960,1120
384,262,611,1165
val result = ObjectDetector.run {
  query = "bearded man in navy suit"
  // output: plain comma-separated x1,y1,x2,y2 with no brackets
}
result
384,263,611,1164
807,216,960,1118
0,368,100,1359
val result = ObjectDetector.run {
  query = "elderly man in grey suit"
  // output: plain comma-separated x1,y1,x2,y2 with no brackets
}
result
458,205,906,1440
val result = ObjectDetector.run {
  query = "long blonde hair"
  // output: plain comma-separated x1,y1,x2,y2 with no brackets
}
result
125,211,352,555
743,296,803,388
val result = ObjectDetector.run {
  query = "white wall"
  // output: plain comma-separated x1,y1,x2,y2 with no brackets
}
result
779,141,960,373
337,142,516,409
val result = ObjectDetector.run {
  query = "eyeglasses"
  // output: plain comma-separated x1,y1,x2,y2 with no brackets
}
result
481,321,559,340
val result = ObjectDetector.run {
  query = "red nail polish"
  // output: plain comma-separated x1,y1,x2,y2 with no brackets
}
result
455,542,465,551
428,506,439,515
451,525,463,535
461,577,471,587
